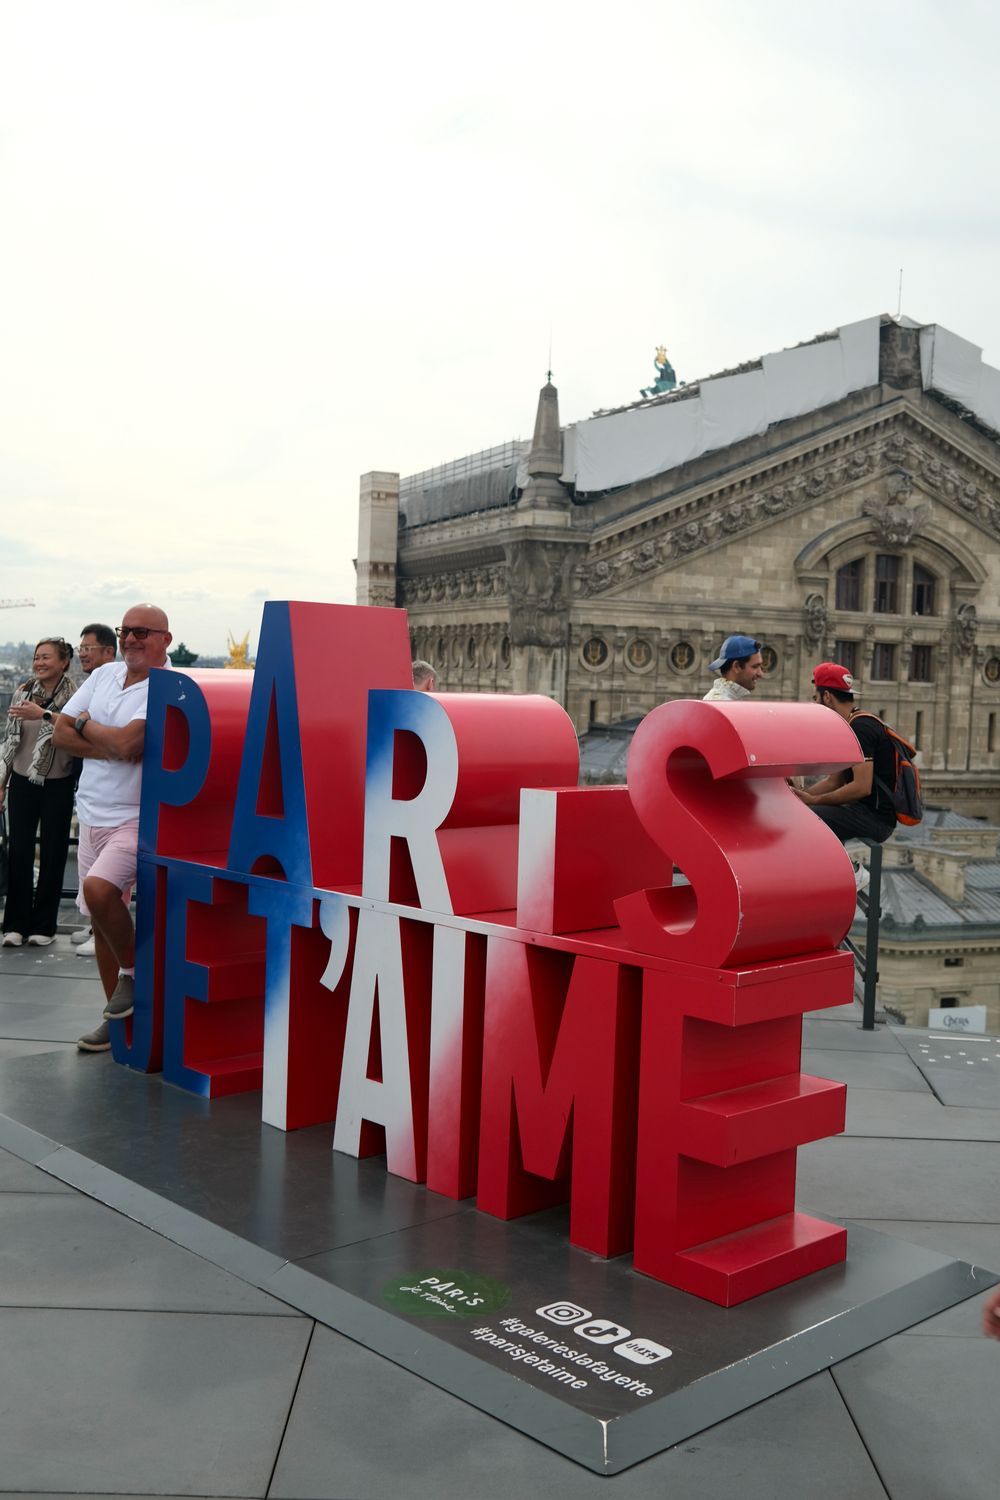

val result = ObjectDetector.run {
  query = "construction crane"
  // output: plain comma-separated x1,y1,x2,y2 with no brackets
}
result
0,599,35,609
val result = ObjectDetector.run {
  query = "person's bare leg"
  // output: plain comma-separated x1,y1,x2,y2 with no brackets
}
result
92,927,120,1004
84,876,135,975
78,916,120,1051
84,876,136,1021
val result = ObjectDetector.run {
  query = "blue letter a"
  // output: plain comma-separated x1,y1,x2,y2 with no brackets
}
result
227,601,312,886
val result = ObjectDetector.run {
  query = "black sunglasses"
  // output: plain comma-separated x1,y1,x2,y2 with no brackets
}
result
115,626,167,641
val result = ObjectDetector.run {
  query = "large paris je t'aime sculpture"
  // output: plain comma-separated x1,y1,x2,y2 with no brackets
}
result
119,602,863,1308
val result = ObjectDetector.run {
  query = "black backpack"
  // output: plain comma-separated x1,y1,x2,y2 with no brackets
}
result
851,712,923,826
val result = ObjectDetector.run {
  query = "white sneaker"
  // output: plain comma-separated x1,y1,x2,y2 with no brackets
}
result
2,932,23,947
853,862,870,895
27,934,55,946
76,935,96,956
71,926,93,947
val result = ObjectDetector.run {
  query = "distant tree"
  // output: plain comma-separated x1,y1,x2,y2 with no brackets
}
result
169,642,199,667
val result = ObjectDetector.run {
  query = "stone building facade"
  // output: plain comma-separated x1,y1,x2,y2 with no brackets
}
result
356,315,1000,818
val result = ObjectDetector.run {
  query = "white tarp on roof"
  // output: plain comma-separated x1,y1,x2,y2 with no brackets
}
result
920,325,1000,434
562,316,882,493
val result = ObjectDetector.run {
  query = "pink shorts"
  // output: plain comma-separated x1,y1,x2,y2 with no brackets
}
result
77,821,139,915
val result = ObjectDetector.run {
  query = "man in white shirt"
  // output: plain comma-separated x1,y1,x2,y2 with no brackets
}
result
702,634,765,702
54,603,172,1052
71,623,119,957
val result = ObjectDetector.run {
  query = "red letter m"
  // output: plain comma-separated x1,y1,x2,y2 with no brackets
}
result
476,939,639,1257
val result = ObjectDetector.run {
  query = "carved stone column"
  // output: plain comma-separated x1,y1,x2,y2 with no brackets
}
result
506,539,572,700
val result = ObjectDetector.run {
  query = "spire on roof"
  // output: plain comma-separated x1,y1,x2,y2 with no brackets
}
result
515,374,571,514
526,376,563,481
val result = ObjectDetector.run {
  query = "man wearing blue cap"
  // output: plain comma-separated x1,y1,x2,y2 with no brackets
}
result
703,634,765,702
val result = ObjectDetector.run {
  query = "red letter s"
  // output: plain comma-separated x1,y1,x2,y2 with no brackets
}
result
616,700,862,966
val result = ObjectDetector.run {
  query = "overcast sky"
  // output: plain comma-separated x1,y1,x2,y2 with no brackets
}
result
3,0,999,656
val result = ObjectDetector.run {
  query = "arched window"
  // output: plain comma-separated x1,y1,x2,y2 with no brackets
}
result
913,564,936,616
835,559,862,611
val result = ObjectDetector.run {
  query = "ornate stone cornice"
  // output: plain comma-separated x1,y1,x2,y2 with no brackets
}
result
877,937,1000,954
573,412,1000,599
398,543,507,577
400,563,508,609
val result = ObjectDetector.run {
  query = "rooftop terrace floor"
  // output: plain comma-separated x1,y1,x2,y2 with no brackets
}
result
1,935,999,1498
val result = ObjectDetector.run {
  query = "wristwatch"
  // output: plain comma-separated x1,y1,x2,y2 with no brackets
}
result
74,714,89,737
41,710,53,723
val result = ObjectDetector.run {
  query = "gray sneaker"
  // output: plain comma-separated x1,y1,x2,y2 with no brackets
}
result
103,974,135,1020
78,1021,111,1052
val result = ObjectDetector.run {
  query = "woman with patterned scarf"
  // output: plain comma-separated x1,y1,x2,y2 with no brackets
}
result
0,638,78,946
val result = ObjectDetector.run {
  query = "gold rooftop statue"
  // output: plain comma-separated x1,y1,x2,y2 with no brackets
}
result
224,631,254,670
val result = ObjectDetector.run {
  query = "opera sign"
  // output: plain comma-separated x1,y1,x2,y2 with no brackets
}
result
122,601,864,1307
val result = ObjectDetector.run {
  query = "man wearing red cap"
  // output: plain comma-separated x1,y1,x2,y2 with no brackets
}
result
792,662,897,886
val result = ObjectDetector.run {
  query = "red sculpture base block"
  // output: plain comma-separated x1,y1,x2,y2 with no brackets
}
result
662,1212,848,1307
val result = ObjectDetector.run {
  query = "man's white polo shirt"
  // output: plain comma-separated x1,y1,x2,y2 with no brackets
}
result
63,662,169,828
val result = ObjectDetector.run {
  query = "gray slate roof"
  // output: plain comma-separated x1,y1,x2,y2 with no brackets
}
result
857,807,1000,936
876,875,1000,933
894,808,995,846
577,720,642,784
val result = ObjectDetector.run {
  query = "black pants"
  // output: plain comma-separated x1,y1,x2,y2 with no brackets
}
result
812,803,895,846
1,772,75,938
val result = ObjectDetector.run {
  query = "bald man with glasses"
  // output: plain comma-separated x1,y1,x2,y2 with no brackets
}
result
54,603,173,1052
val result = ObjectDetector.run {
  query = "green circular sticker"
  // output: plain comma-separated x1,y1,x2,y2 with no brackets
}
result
382,1268,510,1320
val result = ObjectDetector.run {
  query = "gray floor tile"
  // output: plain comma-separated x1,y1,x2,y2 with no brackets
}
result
851,1218,1000,1265
844,1087,1000,1141
0,1000,105,1042
834,1333,1000,1499
801,1047,931,1092
0,968,99,991
850,1220,1000,1335
0,1037,78,1059
798,1136,1000,1221
0,1307,311,1496
802,1017,904,1052
895,1282,994,1338
0,1145,75,1193
803,1002,860,1023
906,1040,1000,1109
0,971,101,1004
270,1327,886,1498
0,946,71,968
0,1193,302,1314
